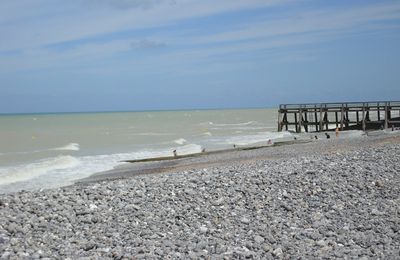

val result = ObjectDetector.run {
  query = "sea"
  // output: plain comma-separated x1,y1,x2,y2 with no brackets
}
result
0,108,293,193
0,107,372,193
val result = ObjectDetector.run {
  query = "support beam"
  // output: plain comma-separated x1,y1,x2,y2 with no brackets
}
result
356,111,359,125
298,109,303,133
362,103,366,131
385,102,388,129
335,112,339,128
304,112,308,132
324,111,329,131
319,104,323,132
314,105,319,132
377,103,380,121
278,110,282,132
340,104,344,131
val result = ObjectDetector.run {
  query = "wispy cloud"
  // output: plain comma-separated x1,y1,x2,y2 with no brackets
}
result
0,0,399,76
83,0,170,10
0,0,286,52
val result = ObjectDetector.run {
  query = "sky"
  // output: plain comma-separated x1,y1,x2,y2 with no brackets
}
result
0,0,400,113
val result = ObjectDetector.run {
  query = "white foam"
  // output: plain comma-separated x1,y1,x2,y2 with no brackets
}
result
0,156,81,185
53,143,80,151
174,138,187,145
132,132,172,136
0,142,206,192
174,144,203,155
208,121,257,127
201,132,212,136
225,131,293,146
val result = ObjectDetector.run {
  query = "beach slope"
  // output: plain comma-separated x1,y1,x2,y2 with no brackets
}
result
0,133,399,258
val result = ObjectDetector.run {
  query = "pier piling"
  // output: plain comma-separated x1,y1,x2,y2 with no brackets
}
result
277,101,400,133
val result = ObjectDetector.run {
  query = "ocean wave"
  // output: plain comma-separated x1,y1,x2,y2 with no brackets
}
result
0,155,81,186
211,126,271,131
174,138,187,145
0,142,205,188
131,132,172,136
200,121,259,127
52,143,80,151
0,143,80,156
224,132,293,146
173,144,203,155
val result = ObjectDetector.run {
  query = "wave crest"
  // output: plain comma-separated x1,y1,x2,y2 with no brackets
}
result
174,138,187,145
0,156,81,185
53,143,80,151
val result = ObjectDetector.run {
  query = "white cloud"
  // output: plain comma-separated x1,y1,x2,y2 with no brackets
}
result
0,0,399,75
0,0,286,52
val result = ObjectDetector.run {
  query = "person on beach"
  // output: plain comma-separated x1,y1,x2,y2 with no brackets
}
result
335,127,340,137
173,150,177,157
315,135,318,140
325,133,330,139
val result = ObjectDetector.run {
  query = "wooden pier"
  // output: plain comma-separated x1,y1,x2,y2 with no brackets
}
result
278,101,400,133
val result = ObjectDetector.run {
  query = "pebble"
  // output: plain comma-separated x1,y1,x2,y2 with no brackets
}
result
254,235,265,244
0,136,399,258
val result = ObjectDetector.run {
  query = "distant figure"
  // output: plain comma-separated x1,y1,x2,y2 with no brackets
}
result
233,144,236,148
202,148,206,153
293,137,297,140
392,125,395,131
380,124,384,130
335,127,340,137
325,133,330,139
267,139,273,144
173,150,177,157
315,135,318,140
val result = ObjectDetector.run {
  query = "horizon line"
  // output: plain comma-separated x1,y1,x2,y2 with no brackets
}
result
0,105,278,116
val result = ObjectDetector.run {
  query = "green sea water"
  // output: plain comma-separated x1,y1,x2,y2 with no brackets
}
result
0,108,293,192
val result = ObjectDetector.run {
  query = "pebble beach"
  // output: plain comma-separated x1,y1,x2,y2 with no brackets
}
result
1,132,399,259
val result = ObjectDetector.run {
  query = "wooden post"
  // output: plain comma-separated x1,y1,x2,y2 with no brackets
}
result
294,112,298,133
362,103,366,131
324,105,329,130
298,109,303,133
335,112,338,128
377,102,380,121
345,104,349,127
384,102,388,129
304,110,308,132
314,105,318,132
356,111,359,125
319,104,323,132
340,104,344,131
325,112,328,130
283,113,288,131
278,108,282,132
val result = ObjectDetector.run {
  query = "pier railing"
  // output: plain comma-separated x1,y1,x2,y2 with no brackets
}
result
278,101,400,133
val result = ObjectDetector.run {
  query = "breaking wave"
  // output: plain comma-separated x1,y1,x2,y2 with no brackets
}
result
52,143,80,151
201,121,258,127
174,138,188,145
0,156,81,186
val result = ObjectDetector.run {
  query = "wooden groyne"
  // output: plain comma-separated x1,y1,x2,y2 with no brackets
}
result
278,101,400,133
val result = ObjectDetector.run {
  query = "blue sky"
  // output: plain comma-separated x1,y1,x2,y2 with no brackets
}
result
1,0,400,113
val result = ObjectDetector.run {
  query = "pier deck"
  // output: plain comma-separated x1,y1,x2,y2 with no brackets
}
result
278,101,400,133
